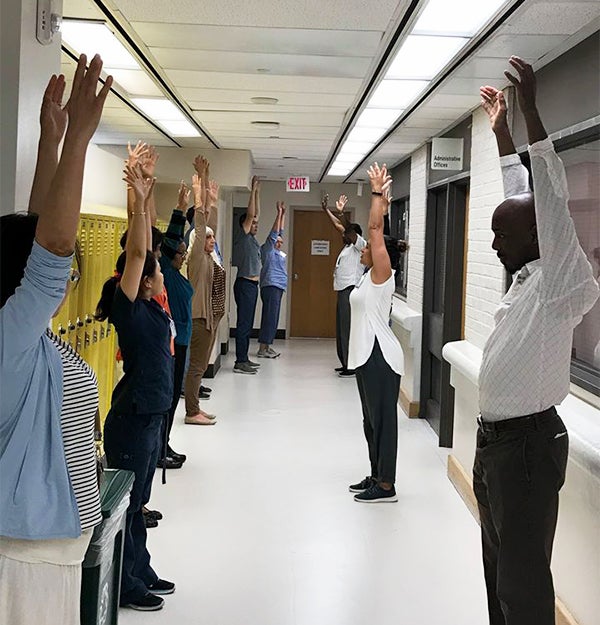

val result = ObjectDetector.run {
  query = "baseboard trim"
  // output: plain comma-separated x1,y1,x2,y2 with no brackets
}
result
204,353,221,379
447,454,580,625
229,328,286,340
399,388,420,418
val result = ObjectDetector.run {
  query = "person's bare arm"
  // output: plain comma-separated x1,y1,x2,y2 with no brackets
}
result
279,202,286,232
334,194,352,229
242,175,259,234
139,145,159,225
367,163,393,284
35,54,112,257
207,179,219,233
480,86,516,157
120,165,153,301
28,75,67,216
321,193,345,236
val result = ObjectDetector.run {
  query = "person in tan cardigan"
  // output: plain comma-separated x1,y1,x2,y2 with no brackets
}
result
184,157,226,425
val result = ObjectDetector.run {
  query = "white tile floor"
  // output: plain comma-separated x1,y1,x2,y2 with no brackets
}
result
120,339,489,625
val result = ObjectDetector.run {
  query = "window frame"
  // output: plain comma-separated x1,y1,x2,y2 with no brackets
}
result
517,125,600,397
390,195,410,298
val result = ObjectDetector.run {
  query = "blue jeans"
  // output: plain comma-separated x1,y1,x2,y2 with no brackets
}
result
234,277,258,363
104,411,164,604
258,286,284,345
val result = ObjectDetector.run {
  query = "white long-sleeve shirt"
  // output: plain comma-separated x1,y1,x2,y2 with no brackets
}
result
479,138,599,420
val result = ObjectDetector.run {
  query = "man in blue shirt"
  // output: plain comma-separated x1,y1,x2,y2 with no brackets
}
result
232,176,262,374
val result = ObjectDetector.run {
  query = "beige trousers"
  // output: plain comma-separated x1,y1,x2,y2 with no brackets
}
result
184,315,223,416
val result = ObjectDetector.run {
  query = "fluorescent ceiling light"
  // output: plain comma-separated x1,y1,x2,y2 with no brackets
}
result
131,98,184,121
412,0,508,37
346,127,385,144
61,20,139,70
355,108,403,129
387,35,469,80
107,69,162,97
368,80,429,109
159,119,201,137
341,140,377,154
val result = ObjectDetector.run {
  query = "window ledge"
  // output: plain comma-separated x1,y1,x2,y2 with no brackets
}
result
391,297,422,347
442,340,482,387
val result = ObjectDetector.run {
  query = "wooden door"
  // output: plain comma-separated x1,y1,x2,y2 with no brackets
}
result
290,210,342,337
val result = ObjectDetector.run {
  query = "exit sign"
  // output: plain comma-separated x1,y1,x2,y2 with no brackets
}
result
286,176,310,192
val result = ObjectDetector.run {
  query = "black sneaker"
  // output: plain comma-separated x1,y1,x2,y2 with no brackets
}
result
167,446,187,463
156,456,183,470
147,579,176,595
123,592,164,611
349,476,375,493
143,508,163,521
354,483,397,503
199,390,211,399
144,515,158,529
234,362,257,375
200,385,212,393
334,366,345,372
338,369,355,377
245,359,261,368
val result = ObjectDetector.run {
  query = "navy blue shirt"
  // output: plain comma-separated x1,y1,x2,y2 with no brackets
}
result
160,256,193,346
109,287,174,415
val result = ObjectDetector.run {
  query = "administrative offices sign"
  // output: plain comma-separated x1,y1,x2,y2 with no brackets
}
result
431,138,464,171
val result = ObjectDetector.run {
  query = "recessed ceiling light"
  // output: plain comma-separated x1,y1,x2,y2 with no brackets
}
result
252,121,280,128
251,97,279,105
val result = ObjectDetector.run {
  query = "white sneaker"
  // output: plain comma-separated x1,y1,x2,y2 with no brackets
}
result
257,348,277,359
267,346,281,358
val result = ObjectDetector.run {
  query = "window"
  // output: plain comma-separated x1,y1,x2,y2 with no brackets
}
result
390,197,409,297
559,134,600,396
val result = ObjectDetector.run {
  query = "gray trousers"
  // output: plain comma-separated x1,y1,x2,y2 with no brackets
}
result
335,286,354,369
355,339,400,484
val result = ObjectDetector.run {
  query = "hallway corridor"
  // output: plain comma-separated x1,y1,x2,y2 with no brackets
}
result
121,339,488,625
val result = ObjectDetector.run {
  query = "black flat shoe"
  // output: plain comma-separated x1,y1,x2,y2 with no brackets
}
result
199,391,210,399
143,508,163,521
200,385,212,393
144,515,158,529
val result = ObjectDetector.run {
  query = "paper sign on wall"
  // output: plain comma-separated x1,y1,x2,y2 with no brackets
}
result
431,137,464,171
286,176,310,192
311,240,330,256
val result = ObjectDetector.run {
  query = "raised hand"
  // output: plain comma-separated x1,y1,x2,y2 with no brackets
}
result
207,180,219,206
192,173,203,209
127,140,149,168
64,54,113,144
480,86,508,132
193,155,208,175
40,74,68,146
177,180,190,210
251,175,260,192
504,56,536,113
277,201,286,215
140,145,159,178
367,162,392,194
335,194,348,213
123,164,153,206
383,187,392,215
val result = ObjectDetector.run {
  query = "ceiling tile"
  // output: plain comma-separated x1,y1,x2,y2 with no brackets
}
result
479,33,566,59
502,2,600,35
152,48,372,78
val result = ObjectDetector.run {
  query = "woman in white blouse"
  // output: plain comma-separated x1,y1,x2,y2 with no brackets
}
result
347,163,405,503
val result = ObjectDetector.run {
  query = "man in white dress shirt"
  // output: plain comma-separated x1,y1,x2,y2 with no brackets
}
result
476,57,599,625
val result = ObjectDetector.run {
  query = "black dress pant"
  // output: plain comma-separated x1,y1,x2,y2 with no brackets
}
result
104,411,164,604
161,343,187,458
355,339,400,484
473,408,568,625
335,286,353,369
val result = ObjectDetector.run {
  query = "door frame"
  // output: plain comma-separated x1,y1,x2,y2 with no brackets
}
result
419,179,468,447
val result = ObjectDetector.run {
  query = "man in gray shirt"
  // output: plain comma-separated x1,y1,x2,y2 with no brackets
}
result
232,176,262,374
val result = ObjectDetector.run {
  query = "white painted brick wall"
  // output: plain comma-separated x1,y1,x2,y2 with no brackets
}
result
407,145,428,311
464,107,507,349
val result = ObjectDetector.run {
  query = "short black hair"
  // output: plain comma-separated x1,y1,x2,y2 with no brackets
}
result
186,207,195,225
384,235,401,271
120,226,164,251
349,223,362,237
239,213,246,227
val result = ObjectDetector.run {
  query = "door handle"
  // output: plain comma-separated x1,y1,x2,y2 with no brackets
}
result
293,273,299,281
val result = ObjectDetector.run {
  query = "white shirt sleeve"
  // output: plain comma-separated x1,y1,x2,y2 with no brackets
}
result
528,138,599,313
499,153,531,197
354,234,367,252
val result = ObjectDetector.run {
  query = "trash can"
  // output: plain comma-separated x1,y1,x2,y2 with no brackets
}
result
81,468,134,625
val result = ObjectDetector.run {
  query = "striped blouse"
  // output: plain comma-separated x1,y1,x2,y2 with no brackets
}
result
47,330,102,530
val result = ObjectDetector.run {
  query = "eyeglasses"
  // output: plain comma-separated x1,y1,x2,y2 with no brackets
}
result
175,250,188,258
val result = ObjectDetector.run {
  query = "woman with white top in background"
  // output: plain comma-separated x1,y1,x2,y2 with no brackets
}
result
347,163,405,504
